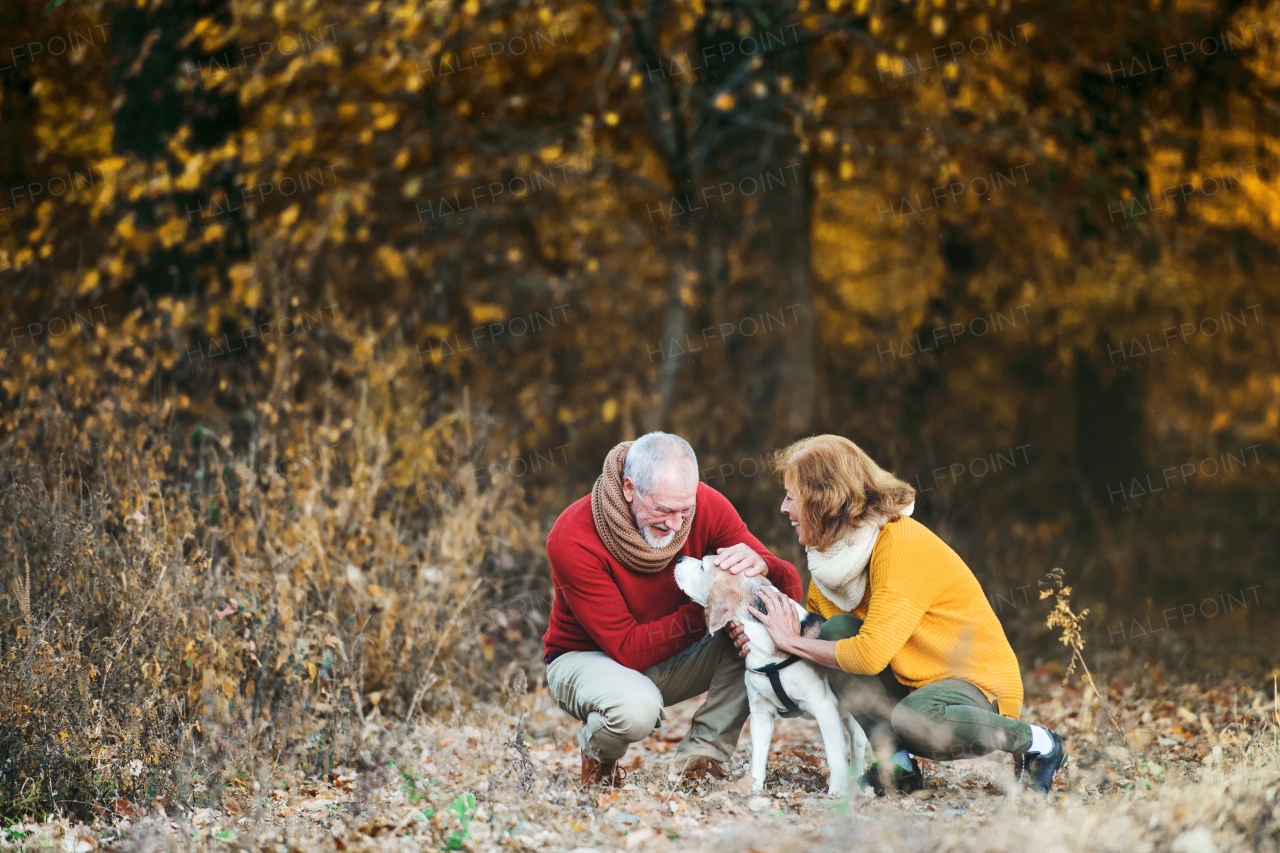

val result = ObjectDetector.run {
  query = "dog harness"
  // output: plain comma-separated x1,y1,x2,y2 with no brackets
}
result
751,655,806,718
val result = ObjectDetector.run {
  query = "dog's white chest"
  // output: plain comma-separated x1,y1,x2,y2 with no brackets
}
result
740,616,868,796
746,657,829,713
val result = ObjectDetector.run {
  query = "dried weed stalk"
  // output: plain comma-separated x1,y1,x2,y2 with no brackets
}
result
1040,567,1138,765
504,719,536,797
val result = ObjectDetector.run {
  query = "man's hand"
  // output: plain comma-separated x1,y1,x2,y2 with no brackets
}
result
713,542,768,577
747,586,802,655
726,620,750,658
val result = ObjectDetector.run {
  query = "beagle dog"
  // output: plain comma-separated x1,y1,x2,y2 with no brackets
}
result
674,556,869,796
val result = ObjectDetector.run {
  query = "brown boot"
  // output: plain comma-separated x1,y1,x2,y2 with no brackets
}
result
581,753,627,787
679,756,729,780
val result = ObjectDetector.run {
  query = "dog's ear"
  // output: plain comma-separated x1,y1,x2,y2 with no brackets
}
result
800,611,826,639
705,572,747,635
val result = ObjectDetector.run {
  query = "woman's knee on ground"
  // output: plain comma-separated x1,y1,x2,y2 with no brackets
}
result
817,613,863,642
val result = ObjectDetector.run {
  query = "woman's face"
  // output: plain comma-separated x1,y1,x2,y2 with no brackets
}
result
780,476,805,546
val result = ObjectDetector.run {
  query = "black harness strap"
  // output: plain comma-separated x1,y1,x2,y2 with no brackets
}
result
751,655,806,718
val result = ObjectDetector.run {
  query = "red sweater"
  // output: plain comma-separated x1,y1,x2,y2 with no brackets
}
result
541,482,801,671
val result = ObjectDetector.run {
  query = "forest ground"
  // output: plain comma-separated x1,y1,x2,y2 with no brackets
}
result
2,664,1278,853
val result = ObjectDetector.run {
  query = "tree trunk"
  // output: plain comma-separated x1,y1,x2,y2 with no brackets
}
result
693,8,816,449
1073,347,1145,507
647,248,693,432
109,0,247,298
760,143,816,440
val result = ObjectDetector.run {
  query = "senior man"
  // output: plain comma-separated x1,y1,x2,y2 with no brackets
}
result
543,432,801,786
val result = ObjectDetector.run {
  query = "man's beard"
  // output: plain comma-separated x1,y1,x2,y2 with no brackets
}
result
639,522,676,548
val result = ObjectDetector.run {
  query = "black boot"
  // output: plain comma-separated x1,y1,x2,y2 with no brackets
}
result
859,751,923,796
1017,729,1068,794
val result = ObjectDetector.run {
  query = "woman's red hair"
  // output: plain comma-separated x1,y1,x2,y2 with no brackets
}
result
774,435,916,551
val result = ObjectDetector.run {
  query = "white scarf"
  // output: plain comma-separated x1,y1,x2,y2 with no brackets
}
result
805,501,914,612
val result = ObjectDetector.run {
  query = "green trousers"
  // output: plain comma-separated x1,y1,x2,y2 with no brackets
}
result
819,614,1032,761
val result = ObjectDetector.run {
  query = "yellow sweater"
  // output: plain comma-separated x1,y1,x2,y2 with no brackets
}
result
805,516,1025,718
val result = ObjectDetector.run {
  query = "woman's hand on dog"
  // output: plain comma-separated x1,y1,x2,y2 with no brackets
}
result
747,587,802,654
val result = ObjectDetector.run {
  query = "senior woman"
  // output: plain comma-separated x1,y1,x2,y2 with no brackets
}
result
742,435,1067,795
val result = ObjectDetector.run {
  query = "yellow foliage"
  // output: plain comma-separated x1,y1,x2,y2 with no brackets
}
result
376,245,407,279
78,269,100,295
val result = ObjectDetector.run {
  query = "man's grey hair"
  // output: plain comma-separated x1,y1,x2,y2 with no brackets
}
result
624,432,698,495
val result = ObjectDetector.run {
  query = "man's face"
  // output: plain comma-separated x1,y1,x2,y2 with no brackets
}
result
623,469,697,548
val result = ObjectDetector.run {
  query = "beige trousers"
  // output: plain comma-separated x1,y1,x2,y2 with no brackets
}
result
545,631,748,764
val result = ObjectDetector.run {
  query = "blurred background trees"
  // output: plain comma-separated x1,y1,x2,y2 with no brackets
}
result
1,0,1277,806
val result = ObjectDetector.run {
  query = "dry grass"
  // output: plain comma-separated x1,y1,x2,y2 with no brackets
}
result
0,338,545,822
1,669,1277,853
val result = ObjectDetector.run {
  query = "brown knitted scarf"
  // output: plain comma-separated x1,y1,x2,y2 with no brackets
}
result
590,441,696,574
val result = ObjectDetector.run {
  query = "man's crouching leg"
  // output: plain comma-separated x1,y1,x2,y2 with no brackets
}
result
643,630,748,778
546,651,664,784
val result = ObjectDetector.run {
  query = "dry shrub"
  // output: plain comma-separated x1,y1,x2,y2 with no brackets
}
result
0,330,546,821
0,487,187,822
0,626,185,823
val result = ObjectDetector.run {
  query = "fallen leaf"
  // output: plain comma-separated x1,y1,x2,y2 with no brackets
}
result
298,797,337,811
625,827,657,848
329,770,357,791
111,798,141,818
